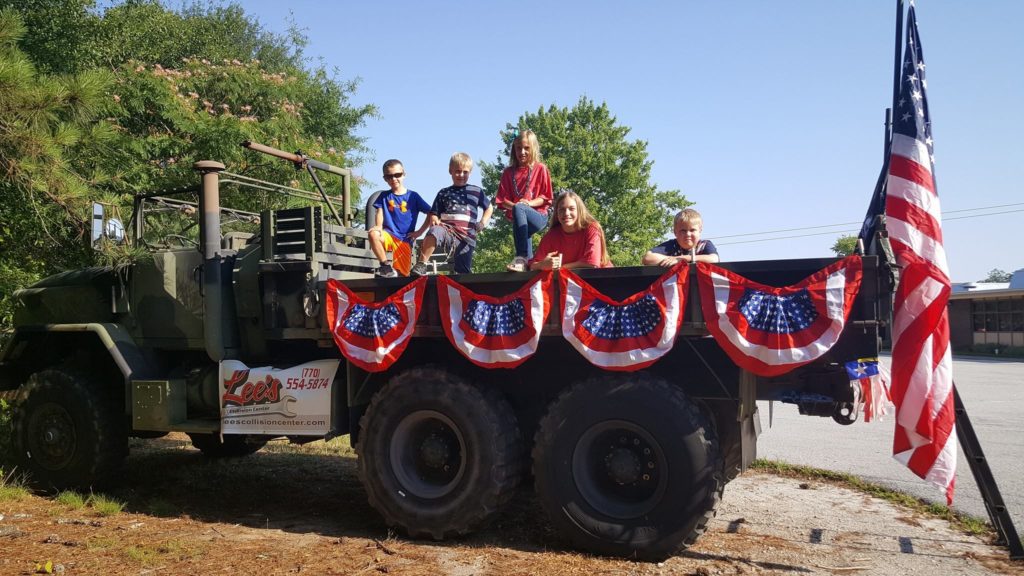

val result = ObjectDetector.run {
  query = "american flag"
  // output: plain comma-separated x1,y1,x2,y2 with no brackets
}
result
883,4,957,504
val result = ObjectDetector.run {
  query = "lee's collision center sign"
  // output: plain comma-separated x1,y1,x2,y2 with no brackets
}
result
219,359,339,435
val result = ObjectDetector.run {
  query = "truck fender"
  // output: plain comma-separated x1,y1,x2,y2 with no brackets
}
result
2,323,153,386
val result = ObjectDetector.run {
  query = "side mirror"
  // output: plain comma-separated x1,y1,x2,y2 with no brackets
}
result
91,203,126,248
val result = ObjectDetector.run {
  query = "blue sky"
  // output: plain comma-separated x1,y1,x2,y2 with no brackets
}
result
242,0,1022,283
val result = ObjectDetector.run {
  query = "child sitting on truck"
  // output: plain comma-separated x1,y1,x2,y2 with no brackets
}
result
641,208,719,267
528,190,612,270
496,129,553,272
411,153,493,275
368,159,432,277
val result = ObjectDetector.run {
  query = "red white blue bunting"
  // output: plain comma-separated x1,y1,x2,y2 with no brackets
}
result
325,277,426,372
559,265,688,371
696,256,863,377
437,271,553,368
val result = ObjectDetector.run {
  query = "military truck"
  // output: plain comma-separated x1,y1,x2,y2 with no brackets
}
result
0,143,889,560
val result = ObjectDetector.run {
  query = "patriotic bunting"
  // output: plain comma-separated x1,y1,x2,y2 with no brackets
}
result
560,265,688,371
696,256,863,377
437,271,553,368
325,277,426,372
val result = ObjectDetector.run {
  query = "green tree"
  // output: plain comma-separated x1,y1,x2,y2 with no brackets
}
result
475,97,688,272
0,8,113,327
5,0,377,201
830,235,859,257
982,269,1012,283
0,1,377,332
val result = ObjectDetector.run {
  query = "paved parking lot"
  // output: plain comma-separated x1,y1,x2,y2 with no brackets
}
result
757,355,1023,538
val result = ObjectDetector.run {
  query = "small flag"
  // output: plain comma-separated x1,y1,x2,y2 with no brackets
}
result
845,359,893,423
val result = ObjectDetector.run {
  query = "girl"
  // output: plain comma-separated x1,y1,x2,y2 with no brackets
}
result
496,130,553,272
529,190,612,270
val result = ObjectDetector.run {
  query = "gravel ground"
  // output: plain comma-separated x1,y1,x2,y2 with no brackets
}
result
2,467,1020,576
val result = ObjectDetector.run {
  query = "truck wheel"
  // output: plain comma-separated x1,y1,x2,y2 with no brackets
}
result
356,367,523,539
14,369,127,491
187,433,268,457
532,374,724,560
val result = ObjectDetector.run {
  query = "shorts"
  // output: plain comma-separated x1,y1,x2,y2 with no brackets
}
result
426,224,475,274
379,230,413,276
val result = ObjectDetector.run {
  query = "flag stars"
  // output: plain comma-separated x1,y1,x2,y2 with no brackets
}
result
345,303,402,337
464,299,527,336
582,295,661,340
738,289,818,334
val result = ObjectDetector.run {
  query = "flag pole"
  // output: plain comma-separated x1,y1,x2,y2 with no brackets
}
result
888,0,905,152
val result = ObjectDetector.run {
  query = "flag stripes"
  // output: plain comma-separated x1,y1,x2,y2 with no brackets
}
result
883,4,956,505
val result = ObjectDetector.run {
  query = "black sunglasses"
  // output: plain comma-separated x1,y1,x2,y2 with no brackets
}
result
384,172,405,180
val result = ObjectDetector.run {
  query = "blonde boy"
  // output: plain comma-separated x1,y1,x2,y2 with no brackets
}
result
411,153,493,275
642,208,720,267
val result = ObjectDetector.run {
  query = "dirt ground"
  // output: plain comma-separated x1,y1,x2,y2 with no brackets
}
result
0,434,1021,576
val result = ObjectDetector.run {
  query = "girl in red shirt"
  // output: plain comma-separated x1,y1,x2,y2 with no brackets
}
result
496,130,553,272
529,190,612,270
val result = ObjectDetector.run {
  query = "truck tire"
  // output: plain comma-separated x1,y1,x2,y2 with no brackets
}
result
187,433,268,457
14,369,127,491
356,367,522,539
532,374,724,560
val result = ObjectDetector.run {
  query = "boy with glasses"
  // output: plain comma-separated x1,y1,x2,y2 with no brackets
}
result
369,159,431,277
411,152,492,275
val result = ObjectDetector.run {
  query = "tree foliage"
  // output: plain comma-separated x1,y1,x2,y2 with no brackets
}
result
830,235,859,257
475,97,688,271
0,1,376,331
0,8,113,326
982,268,1012,283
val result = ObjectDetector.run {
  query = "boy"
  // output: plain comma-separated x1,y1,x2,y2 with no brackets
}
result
411,152,492,275
642,208,720,267
369,159,431,277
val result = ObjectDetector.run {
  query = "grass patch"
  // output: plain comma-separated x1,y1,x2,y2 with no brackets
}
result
261,434,356,457
0,483,29,501
0,470,29,502
55,490,88,509
124,539,204,566
54,490,125,516
88,493,125,516
751,459,991,535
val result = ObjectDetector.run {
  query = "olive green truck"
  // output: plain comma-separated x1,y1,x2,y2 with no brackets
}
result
0,144,889,560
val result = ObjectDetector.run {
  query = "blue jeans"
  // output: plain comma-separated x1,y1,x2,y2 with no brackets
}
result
512,203,548,259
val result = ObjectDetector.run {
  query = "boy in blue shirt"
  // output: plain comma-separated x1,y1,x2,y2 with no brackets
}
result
411,152,492,275
369,159,431,277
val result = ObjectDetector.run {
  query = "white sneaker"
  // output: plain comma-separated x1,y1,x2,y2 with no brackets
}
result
506,256,527,272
